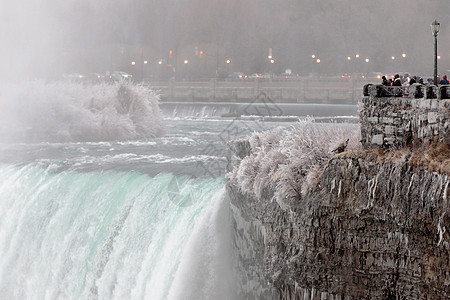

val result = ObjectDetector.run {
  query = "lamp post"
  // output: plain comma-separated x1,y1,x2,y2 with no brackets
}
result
431,19,440,85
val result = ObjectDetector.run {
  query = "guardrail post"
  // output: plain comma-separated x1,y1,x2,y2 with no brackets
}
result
363,84,372,96
210,78,216,101
425,85,438,99
168,78,175,101
409,83,423,99
298,78,305,103
371,84,384,97
254,78,260,98
439,86,449,99
351,77,356,103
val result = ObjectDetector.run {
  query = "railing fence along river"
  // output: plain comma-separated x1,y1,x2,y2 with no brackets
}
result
145,77,378,104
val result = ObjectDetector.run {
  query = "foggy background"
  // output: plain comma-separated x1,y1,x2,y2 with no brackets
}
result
1,0,449,81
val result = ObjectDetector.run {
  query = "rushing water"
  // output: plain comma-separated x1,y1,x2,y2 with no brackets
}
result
0,117,292,300
0,82,358,299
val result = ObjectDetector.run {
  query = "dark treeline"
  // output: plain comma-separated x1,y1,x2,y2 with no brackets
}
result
1,0,449,80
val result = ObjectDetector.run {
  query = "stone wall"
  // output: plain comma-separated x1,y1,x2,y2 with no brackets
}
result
227,140,450,299
360,84,450,148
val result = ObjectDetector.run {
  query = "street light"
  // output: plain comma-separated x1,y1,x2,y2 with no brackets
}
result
431,19,440,84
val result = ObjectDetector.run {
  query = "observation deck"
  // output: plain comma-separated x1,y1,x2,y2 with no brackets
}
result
360,84,449,148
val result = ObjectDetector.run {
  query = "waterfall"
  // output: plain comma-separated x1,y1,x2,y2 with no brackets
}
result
0,164,235,300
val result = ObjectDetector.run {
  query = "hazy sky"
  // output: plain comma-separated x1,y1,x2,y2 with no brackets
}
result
1,0,449,80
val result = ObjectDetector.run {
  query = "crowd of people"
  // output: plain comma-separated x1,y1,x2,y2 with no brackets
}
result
381,73,449,86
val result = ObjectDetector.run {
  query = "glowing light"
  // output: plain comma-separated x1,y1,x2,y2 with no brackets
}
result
312,54,316,59
438,56,441,59
131,61,136,65
268,55,272,59
144,60,148,64
158,60,163,65
184,60,189,64
431,19,440,36
226,59,231,64
392,56,395,60
402,53,406,58
365,58,369,63
347,56,351,60
355,54,360,58
270,59,275,64
316,59,320,63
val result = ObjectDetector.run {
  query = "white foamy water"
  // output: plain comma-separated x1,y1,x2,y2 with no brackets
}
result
0,81,165,142
0,165,232,300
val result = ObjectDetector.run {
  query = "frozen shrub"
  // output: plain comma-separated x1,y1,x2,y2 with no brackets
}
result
228,118,361,209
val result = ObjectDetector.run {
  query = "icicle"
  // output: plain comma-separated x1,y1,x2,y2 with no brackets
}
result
407,173,416,194
330,178,336,194
366,174,378,209
337,180,342,198
438,215,446,247
443,176,449,207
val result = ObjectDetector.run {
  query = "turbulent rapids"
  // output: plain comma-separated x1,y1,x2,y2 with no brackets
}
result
0,81,165,142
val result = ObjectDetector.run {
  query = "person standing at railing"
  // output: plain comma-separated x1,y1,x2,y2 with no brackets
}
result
381,76,389,86
393,74,402,86
442,75,449,85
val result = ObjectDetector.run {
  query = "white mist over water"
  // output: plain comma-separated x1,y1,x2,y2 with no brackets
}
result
0,81,164,143
0,165,234,300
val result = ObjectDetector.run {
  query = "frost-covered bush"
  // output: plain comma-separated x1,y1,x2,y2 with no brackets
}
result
228,118,360,209
0,80,165,142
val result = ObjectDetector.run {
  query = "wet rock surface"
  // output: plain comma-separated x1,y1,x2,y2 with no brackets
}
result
227,139,449,299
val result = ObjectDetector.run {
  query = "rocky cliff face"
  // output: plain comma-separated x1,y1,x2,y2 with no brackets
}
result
227,139,449,299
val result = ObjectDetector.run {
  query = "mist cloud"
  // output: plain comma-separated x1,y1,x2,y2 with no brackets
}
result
1,0,448,81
